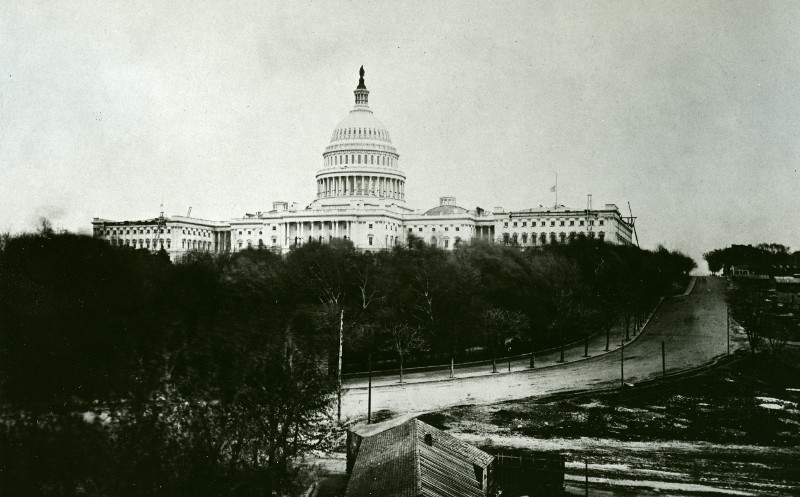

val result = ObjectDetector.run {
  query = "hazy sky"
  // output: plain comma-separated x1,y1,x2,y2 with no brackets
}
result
2,1,799,269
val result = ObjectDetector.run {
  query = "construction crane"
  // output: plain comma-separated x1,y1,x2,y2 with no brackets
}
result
625,202,640,248
150,202,167,253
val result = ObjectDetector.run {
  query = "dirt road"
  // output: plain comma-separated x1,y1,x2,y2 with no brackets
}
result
340,277,735,420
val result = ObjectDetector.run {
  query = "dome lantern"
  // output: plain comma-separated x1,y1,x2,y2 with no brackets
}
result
354,65,369,107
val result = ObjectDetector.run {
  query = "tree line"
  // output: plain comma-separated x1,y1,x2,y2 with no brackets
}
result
0,227,694,495
704,243,800,275
705,243,800,356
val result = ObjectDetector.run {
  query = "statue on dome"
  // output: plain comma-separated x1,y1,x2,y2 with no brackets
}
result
357,65,366,89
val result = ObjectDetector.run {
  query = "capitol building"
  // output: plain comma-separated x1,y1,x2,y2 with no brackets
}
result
92,67,634,260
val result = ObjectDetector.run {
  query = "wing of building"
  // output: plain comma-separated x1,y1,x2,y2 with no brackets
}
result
92,67,635,261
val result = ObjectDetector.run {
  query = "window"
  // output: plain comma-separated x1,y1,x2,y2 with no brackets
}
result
259,231,262,235
550,221,555,227
369,224,373,229
504,222,508,228
418,227,422,232
503,233,510,244
248,230,252,235
559,232,566,243
368,236,373,246
513,222,517,227
238,230,242,235
560,221,565,226
579,220,585,226
273,226,276,230
570,220,575,226
599,231,606,242
589,220,595,226
444,239,449,248
522,222,527,227
522,233,528,244
540,221,545,227
409,228,413,233
455,227,459,231
432,227,436,232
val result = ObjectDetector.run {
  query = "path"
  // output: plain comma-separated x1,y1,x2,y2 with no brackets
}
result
340,277,735,420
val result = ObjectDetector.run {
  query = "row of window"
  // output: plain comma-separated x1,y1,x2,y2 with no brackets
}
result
100,227,170,236
503,219,604,228
99,227,217,237
326,153,395,167
332,127,390,141
502,231,606,245
110,238,171,249
410,226,461,232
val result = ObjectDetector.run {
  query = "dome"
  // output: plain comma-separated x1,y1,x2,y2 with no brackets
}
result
313,67,406,206
324,66,398,157
423,205,470,216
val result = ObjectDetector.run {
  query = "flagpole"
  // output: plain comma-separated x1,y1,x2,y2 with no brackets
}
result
555,173,558,207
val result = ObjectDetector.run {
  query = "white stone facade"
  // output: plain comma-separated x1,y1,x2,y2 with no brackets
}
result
92,67,634,261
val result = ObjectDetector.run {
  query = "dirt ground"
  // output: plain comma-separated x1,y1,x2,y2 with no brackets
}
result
419,350,800,496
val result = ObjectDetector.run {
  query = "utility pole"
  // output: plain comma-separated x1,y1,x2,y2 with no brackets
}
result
367,352,372,424
620,339,625,387
337,309,343,423
726,306,730,355
584,460,589,497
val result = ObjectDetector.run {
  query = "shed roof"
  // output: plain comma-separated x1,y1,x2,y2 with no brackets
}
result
345,418,493,497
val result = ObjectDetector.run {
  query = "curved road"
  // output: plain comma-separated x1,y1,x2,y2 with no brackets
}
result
340,277,734,420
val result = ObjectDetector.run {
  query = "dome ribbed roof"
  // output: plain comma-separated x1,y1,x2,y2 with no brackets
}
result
423,205,470,216
329,109,393,145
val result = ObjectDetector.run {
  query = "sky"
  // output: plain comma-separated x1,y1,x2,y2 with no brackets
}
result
2,0,799,270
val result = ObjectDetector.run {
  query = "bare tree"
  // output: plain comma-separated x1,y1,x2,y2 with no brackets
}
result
383,322,426,383
481,307,529,373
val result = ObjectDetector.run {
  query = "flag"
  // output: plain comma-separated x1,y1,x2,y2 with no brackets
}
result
549,184,556,192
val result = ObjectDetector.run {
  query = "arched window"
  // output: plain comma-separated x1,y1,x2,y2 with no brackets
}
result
512,233,519,245
598,231,606,242
503,233,510,244
272,236,277,245
559,232,566,243
522,233,528,244
540,233,547,244
550,232,557,244
430,236,437,247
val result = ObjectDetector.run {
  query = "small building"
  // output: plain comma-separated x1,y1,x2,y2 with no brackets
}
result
345,417,495,497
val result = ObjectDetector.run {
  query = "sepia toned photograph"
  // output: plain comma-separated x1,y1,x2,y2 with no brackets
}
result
1,1,799,495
